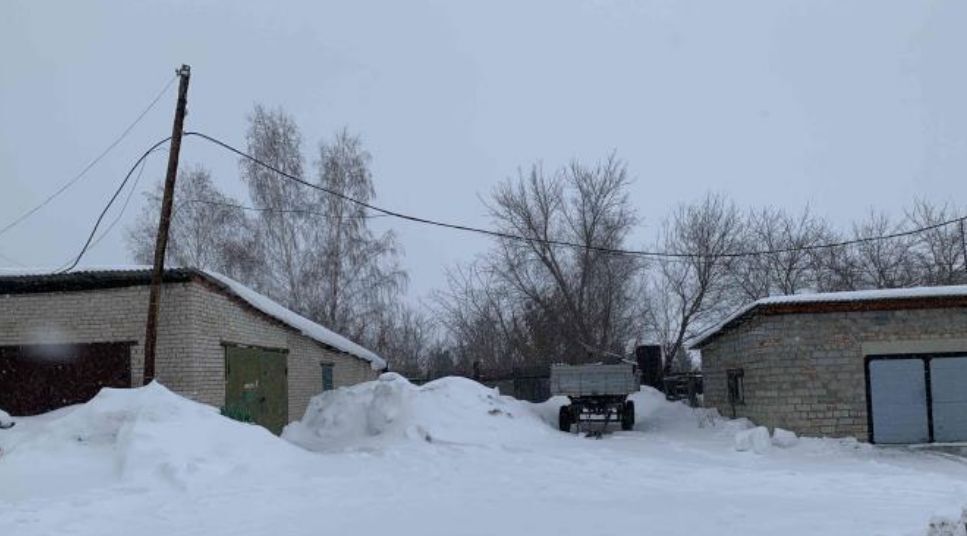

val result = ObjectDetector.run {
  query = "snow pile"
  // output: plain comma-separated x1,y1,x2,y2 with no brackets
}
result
926,507,967,536
627,386,739,436
0,408,13,428
521,395,570,428
772,427,799,448
734,426,772,454
283,373,562,451
0,382,304,500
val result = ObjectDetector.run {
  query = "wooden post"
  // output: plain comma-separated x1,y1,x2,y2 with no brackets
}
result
960,219,967,275
143,65,190,385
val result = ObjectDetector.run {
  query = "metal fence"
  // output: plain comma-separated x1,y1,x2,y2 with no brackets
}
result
407,367,551,402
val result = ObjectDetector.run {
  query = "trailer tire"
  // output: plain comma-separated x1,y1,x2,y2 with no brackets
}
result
621,400,635,431
558,405,572,432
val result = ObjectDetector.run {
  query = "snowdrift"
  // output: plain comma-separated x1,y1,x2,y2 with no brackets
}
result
0,382,306,500
283,373,565,451
927,507,967,536
0,408,12,428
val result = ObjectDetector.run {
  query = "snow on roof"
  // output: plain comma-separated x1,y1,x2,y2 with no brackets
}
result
690,284,967,350
745,285,967,305
200,270,386,370
0,266,386,370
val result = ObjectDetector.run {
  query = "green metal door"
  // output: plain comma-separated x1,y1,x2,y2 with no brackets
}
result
321,363,334,391
224,346,288,434
258,350,288,434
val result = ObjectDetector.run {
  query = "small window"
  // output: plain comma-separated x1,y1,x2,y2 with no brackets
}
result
321,363,334,391
727,368,745,406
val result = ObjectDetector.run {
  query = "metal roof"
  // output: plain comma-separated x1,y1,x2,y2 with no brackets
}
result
0,267,193,294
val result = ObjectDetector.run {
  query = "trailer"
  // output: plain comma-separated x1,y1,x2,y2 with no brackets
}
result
550,362,640,433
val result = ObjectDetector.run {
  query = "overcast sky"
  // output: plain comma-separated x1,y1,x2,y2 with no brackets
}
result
2,0,965,302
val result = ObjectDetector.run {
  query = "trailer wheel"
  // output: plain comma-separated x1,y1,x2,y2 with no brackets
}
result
621,400,635,431
558,405,572,432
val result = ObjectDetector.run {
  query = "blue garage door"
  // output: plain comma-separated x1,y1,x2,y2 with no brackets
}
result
869,359,929,444
930,356,967,443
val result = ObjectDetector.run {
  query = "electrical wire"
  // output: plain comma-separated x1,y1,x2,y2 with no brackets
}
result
60,137,173,274
175,198,389,220
0,250,25,268
185,131,691,259
0,75,177,241
185,130,967,260
83,145,167,254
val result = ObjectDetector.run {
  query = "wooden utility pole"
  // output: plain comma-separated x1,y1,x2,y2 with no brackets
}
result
960,219,967,275
143,64,191,385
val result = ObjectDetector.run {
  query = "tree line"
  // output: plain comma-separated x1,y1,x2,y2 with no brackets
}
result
420,165,966,378
127,108,967,378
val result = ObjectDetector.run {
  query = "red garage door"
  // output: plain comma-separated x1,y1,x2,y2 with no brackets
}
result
0,342,132,416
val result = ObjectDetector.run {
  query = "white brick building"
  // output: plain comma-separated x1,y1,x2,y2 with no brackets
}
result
694,286,967,444
0,268,383,433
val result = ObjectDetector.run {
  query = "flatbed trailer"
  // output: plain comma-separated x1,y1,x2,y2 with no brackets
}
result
550,362,640,433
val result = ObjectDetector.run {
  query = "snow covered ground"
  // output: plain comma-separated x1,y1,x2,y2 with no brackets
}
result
1,376,966,536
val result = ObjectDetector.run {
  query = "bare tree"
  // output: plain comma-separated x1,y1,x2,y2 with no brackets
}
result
648,193,743,373
434,262,520,374
730,206,830,300
435,155,645,375
126,166,259,281
303,129,407,347
906,199,967,286
851,210,919,289
239,105,313,309
810,240,862,292
239,107,407,358
381,305,436,378
486,156,645,364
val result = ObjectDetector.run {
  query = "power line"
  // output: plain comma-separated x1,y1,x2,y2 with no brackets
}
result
83,145,167,255
60,137,173,274
185,131,691,259
185,130,967,260
0,250,25,268
0,75,177,241
175,198,390,220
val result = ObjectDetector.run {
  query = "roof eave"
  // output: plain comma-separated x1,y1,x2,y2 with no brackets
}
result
690,295,967,351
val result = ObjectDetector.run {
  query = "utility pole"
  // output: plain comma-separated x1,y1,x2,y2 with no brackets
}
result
960,219,967,276
143,64,190,385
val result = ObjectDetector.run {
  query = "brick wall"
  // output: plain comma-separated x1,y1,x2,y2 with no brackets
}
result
0,283,196,393
0,280,379,422
700,307,967,440
187,284,378,420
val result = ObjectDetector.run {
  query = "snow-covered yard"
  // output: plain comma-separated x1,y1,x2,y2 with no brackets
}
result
1,375,965,536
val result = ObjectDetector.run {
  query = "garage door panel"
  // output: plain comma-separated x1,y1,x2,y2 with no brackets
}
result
869,359,930,444
224,346,288,435
930,356,967,443
0,343,131,416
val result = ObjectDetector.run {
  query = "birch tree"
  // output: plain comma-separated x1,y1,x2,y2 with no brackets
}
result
126,166,259,282
303,129,407,345
240,105,312,309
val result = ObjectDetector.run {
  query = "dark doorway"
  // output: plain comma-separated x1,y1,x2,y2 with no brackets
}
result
0,342,133,416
